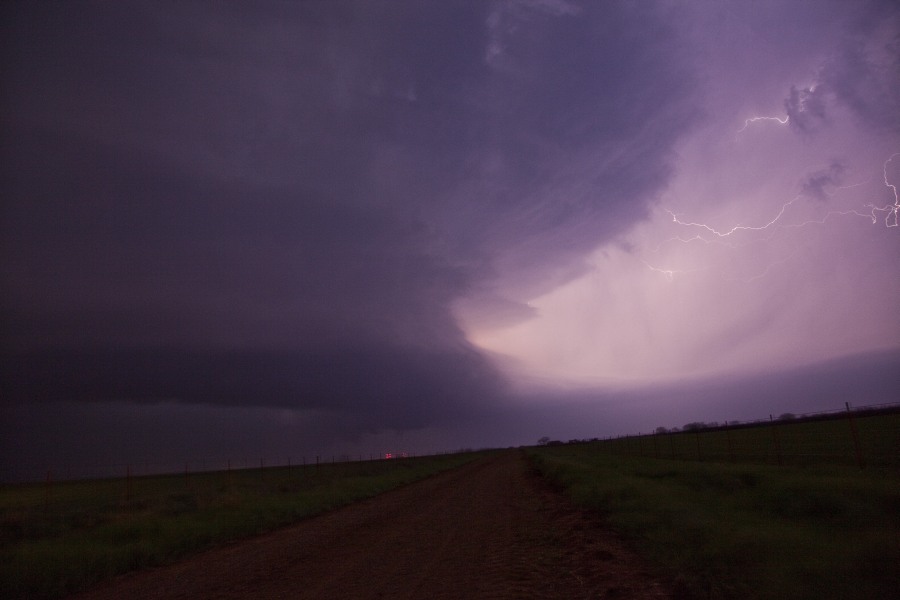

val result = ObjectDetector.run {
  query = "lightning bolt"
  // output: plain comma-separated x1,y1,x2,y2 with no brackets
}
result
725,251,797,283
666,154,898,237
882,152,899,228
640,260,708,281
643,153,898,281
788,154,899,228
737,115,789,133
641,261,677,281
664,195,799,238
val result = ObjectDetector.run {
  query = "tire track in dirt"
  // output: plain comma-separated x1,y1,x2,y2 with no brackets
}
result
70,451,672,599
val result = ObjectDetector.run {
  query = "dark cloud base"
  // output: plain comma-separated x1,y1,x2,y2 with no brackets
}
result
3,1,897,482
1,341,502,430
1,0,697,437
3,348,896,483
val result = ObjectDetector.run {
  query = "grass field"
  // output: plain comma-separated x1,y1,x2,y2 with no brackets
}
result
4,412,896,599
0,452,485,599
528,430,900,599
602,412,900,468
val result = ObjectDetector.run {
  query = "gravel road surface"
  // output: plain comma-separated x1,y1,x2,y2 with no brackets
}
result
70,451,672,599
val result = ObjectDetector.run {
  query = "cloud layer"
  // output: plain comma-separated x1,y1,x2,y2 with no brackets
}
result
1,1,898,477
1,2,700,420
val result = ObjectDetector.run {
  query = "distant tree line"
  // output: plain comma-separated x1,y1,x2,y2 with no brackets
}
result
535,403,899,448
538,436,599,446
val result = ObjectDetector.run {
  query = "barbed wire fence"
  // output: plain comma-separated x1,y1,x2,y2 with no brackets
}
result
4,401,898,514
594,401,900,469
0,447,464,487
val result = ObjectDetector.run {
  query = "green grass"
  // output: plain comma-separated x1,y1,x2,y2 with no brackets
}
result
0,453,487,599
606,413,900,468
528,443,900,599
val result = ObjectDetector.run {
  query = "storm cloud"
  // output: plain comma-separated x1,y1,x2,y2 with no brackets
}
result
2,1,898,479
2,2,696,417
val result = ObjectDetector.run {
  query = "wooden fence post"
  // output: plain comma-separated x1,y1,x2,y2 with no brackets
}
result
125,464,133,505
44,470,52,512
694,430,702,461
845,402,865,469
725,421,735,463
769,415,783,466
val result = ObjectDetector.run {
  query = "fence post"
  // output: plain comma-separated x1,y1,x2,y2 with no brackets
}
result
694,430,702,461
44,470,52,512
725,421,735,463
669,433,675,459
769,415,783,466
845,402,865,469
125,464,133,505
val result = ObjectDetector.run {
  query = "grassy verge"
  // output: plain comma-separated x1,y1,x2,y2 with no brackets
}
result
0,452,486,599
602,413,900,468
527,444,900,599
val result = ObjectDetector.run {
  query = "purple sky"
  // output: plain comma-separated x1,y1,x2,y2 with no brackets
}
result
2,1,898,480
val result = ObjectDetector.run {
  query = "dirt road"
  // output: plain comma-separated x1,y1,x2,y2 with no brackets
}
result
71,451,672,599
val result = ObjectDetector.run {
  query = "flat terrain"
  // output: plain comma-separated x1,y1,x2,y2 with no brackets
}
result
69,452,671,599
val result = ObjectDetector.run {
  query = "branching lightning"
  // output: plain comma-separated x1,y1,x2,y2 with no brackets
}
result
882,152,899,228
642,153,899,282
725,251,797,283
737,115,789,133
641,261,677,281
640,260,707,282
664,195,799,238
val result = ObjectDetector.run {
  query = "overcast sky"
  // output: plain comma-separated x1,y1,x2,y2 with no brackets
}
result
2,1,898,480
